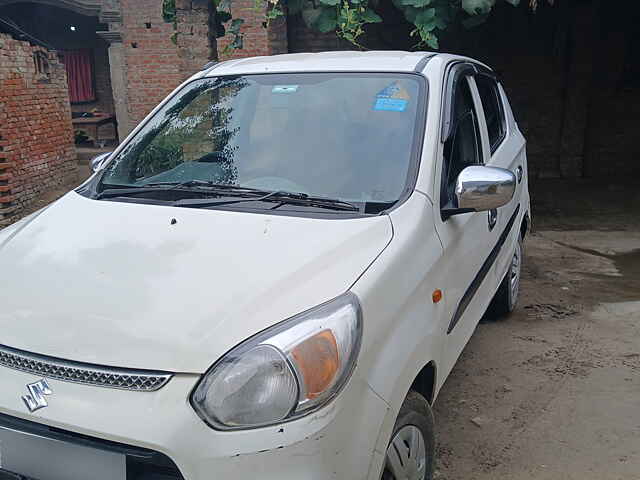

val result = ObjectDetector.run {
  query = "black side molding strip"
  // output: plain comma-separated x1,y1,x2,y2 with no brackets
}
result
447,204,521,334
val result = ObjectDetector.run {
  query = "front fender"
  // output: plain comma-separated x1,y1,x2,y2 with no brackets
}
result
350,192,448,476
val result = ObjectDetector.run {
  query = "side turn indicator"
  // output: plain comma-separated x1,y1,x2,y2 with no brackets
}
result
432,289,443,303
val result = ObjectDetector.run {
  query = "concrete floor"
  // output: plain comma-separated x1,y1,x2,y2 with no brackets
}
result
434,179,640,479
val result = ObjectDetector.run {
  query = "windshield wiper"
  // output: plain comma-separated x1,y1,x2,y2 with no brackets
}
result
174,191,360,212
97,183,360,212
267,194,360,212
96,182,269,200
145,180,268,194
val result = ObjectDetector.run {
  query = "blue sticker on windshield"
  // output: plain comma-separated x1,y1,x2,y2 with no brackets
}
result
374,98,408,112
272,85,299,94
374,82,410,112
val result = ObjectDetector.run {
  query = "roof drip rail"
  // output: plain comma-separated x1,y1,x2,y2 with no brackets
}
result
201,61,217,71
414,53,437,73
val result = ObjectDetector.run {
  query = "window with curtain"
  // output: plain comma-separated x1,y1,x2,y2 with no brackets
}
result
61,49,95,103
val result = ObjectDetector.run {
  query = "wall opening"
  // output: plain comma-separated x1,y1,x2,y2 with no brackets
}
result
0,2,118,146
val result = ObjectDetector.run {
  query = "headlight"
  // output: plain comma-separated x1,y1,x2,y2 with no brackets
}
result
190,292,363,430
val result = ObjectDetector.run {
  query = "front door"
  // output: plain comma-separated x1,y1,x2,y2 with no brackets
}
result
433,65,499,379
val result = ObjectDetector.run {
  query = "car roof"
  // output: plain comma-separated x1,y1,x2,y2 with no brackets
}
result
206,51,439,76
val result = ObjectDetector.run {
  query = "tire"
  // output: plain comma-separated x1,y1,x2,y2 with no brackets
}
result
488,235,523,318
381,391,435,480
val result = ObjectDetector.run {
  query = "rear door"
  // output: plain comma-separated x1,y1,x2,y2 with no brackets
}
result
434,63,499,379
474,72,525,287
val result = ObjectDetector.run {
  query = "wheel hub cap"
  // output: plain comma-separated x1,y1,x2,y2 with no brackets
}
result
383,425,426,480
510,242,521,301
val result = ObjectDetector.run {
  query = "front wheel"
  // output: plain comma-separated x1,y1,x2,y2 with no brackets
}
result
382,391,435,480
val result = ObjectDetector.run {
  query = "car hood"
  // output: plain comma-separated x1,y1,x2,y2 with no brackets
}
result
0,193,392,373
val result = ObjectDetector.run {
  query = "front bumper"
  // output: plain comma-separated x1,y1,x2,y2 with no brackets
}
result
0,364,388,479
0,413,181,479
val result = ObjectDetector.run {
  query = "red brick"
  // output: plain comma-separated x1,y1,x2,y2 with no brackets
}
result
0,33,75,224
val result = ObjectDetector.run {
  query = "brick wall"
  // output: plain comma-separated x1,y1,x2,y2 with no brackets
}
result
120,0,183,127
117,0,288,131
176,0,215,78
217,0,288,60
287,14,349,53
0,33,76,227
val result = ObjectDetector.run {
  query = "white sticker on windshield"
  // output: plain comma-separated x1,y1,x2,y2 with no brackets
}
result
272,85,299,94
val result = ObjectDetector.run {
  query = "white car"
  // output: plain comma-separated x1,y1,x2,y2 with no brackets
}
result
0,51,530,480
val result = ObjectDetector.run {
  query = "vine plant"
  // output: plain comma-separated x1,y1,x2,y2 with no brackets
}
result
163,0,552,53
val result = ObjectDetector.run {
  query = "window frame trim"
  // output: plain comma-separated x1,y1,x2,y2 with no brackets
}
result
440,61,477,143
475,72,508,155
467,76,491,165
438,73,487,212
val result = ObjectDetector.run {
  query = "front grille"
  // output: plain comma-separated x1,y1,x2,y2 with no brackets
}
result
0,344,172,392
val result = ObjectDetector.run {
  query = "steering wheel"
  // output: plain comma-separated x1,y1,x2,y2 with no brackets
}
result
195,151,226,163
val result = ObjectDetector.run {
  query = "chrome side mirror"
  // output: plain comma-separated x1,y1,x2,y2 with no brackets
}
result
444,165,516,218
456,165,516,211
90,152,112,173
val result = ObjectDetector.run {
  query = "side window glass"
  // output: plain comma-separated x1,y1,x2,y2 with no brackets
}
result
441,77,482,209
475,75,506,153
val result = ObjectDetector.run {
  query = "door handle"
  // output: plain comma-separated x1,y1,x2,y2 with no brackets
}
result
488,208,497,231
516,166,523,184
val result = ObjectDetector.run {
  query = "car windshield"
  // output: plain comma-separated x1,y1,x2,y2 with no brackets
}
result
99,73,424,209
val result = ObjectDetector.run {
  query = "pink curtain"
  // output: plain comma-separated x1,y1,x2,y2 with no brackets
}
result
62,50,95,103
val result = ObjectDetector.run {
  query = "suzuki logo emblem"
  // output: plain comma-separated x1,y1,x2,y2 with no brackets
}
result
22,379,53,412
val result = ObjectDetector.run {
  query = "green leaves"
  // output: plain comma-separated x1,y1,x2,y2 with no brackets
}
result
400,0,432,8
208,0,524,55
315,7,338,32
361,8,382,23
395,0,452,49
228,18,245,33
162,0,176,23
224,18,244,49
459,0,517,30
217,11,232,23
265,5,284,22
414,7,436,28
461,0,496,15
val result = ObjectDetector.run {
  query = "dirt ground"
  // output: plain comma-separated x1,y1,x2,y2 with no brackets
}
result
9,166,640,479
434,179,640,480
